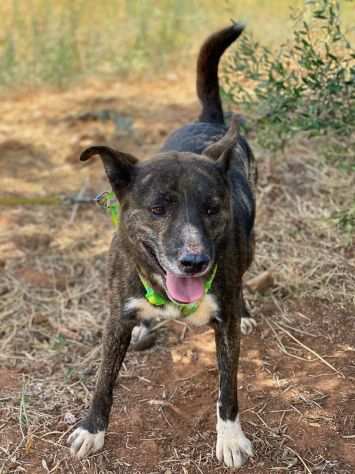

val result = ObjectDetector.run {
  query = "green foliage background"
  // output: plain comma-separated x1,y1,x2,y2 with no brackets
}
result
222,0,354,150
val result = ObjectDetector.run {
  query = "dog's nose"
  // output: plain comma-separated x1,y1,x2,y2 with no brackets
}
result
179,253,210,274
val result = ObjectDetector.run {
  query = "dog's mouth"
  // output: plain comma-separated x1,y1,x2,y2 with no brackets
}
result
143,243,207,304
165,272,205,303
143,242,166,275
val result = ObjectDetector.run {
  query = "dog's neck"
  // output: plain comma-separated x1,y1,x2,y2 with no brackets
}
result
136,265,218,317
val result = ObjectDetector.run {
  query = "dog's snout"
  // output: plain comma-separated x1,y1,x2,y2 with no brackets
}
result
179,253,210,274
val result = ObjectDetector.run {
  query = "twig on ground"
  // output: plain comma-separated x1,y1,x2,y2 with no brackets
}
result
286,446,313,474
273,321,344,377
68,177,90,225
149,400,186,418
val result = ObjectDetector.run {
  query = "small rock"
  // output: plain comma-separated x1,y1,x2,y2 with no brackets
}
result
245,271,274,293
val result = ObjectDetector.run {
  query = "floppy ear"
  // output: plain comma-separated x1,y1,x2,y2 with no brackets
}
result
80,146,138,198
203,114,240,173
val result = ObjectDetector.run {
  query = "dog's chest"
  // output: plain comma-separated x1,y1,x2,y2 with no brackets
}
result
125,294,219,327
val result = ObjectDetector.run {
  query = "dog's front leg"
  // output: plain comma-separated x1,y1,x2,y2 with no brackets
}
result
214,299,253,468
69,315,134,459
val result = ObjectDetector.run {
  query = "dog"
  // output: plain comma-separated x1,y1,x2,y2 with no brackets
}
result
68,22,257,469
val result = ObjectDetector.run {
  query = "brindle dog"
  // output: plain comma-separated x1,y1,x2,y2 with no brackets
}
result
68,23,257,468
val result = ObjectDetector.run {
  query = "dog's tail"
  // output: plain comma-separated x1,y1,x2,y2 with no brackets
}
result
196,22,245,124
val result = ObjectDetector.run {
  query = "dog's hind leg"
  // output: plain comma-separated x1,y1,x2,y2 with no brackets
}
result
68,315,134,459
214,292,253,468
132,319,152,342
130,319,157,351
240,288,257,336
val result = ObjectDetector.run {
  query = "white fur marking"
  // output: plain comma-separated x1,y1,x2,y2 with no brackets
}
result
125,294,218,326
181,224,203,249
141,173,152,185
216,414,253,468
186,294,218,327
131,323,150,344
240,317,257,335
124,297,180,321
68,427,105,460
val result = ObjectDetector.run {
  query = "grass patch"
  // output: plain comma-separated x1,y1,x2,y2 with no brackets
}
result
2,0,354,90
333,204,355,236
0,0,207,87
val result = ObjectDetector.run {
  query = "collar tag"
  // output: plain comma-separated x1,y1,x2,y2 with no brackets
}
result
96,191,120,226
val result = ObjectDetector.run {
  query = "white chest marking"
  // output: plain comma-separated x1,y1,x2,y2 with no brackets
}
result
185,294,218,326
124,294,218,327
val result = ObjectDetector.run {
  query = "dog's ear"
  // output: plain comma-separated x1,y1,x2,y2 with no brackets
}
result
203,114,240,173
80,146,138,198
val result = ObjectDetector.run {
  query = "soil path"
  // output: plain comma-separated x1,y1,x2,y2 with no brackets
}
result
0,74,354,473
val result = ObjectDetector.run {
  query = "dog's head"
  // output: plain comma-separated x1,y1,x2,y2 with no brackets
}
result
81,118,239,304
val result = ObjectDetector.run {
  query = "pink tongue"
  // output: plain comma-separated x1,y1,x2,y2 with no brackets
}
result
166,272,204,303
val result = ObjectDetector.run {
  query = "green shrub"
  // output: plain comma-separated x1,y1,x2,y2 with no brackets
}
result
222,0,355,151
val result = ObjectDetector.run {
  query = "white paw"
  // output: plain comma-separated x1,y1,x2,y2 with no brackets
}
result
131,323,150,344
240,317,257,335
68,427,105,459
216,415,253,468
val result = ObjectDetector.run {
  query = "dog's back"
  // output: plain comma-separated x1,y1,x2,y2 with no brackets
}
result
161,23,244,155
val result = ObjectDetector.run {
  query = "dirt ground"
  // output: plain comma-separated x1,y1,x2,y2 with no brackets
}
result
0,71,354,474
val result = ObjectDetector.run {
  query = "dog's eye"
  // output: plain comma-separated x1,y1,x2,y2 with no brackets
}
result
206,205,220,216
151,206,166,216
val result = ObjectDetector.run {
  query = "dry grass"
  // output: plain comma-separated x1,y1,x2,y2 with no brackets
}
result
252,136,355,307
1,0,355,89
0,0,283,88
0,70,354,472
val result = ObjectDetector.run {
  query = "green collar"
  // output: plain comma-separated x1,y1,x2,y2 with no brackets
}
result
96,191,217,317
138,265,217,317
96,191,120,226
